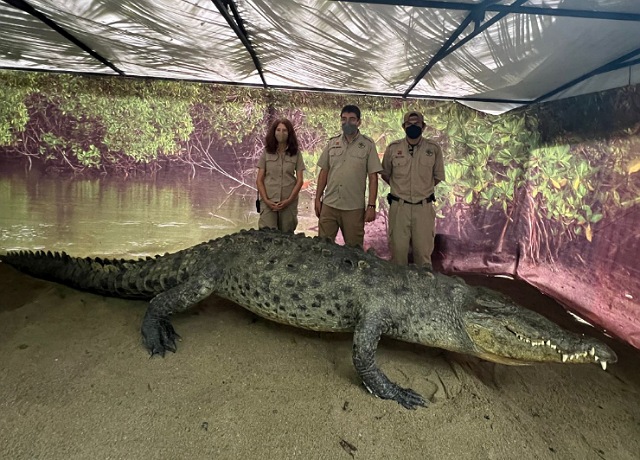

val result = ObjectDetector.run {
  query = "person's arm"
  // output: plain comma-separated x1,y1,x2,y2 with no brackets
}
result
291,169,304,199
381,147,391,184
364,172,378,223
314,168,328,218
256,168,277,210
433,144,445,187
285,153,306,204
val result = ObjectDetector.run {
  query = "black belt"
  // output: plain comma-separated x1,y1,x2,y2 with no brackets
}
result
387,193,435,205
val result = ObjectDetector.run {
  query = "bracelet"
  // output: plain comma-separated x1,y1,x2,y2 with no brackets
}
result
367,204,376,209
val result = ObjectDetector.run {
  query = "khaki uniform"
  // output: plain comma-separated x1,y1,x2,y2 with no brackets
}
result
317,132,382,246
382,138,445,266
257,150,305,232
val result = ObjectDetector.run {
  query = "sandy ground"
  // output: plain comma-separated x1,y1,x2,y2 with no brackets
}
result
1,264,639,460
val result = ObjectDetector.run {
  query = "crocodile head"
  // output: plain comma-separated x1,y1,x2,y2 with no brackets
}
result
462,287,617,369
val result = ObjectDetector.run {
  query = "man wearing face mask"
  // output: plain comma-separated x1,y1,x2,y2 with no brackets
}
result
314,105,382,247
381,111,445,268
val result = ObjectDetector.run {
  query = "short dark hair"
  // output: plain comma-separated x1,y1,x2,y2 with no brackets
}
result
265,118,299,156
340,105,361,120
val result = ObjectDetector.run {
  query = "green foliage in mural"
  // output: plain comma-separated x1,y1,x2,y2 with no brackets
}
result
190,84,267,146
438,105,532,209
0,72,36,146
42,74,194,164
524,143,601,254
522,87,640,261
0,71,271,173
0,70,637,264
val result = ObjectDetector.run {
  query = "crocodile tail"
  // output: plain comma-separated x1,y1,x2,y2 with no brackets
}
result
1,250,160,299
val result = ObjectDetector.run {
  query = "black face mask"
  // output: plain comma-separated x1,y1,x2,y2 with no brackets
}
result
405,125,423,140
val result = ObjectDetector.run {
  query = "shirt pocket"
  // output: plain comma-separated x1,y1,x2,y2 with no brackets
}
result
265,153,280,167
418,150,435,168
418,151,436,181
352,148,368,160
392,155,411,174
283,155,298,181
328,147,344,168
264,154,281,191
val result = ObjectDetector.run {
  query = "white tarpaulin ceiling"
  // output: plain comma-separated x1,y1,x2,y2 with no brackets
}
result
1,0,639,114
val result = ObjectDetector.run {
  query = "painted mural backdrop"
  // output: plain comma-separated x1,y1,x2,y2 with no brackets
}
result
0,71,638,348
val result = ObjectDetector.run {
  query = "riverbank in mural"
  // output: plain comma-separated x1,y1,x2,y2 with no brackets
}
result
1,70,638,347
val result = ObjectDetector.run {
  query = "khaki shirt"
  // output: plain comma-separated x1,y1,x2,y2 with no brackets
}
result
317,132,382,210
257,150,306,202
382,138,445,202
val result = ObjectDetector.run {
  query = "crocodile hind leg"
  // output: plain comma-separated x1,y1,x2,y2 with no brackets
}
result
352,312,427,410
141,272,218,356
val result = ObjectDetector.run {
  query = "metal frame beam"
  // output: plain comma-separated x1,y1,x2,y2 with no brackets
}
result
2,0,638,110
344,0,640,106
534,48,640,104
403,0,528,97
211,0,267,87
2,0,123,75
336,1,640,22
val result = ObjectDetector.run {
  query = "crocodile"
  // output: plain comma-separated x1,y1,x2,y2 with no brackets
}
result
1,228,617,409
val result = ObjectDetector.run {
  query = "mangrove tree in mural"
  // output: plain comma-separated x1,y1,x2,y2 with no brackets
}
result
1,70,638,346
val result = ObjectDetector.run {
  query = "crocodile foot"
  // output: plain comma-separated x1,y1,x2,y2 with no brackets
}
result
141,314,180,357
363,380,428,410
390,385,428,410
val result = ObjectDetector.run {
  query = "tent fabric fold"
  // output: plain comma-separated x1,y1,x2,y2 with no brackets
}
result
1,0,639,113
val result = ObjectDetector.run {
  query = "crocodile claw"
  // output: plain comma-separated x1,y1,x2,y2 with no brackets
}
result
363,379,428,410
141,315,180,357
392,386,428,410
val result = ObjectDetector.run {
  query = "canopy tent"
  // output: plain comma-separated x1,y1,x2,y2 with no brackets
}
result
1,0,639,114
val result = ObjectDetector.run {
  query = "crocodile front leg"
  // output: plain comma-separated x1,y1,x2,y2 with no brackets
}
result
141,272,218,356
352,312,427,410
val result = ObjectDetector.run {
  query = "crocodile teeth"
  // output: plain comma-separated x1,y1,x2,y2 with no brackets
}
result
545,340,551,346
600,361,607,371
562,354,568,362
589,347,595,357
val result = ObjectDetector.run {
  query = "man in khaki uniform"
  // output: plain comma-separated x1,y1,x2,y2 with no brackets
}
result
314,105,382,247
381,111,445,267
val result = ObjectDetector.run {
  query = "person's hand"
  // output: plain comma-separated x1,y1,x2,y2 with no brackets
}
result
275,198,291,211
266,200,279,211
314,198,322,218
364,207,376,223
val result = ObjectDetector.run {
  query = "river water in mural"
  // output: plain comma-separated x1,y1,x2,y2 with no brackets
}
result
0,163,318,258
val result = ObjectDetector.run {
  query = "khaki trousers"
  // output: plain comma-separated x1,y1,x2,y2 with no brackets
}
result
388,200,435,267
318,204,365,247
258,200,299,233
